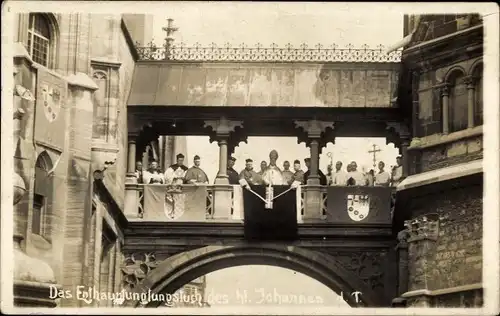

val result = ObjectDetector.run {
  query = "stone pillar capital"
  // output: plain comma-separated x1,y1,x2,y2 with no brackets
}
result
439,84,450,97
217,139,228,146
404,213,440,243
128,133,139,142
204,117,243,138
294,120,334,138
464,75,476,88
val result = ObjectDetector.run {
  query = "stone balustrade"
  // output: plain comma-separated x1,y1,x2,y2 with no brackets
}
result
125,184,393,224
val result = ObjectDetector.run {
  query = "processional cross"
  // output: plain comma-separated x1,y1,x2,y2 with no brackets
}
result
162,18,178,60
368,144,382,169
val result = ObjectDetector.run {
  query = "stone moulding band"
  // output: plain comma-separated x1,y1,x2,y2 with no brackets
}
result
135,42,403,63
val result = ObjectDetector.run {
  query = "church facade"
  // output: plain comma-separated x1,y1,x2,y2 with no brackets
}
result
393,14,483,307
8,11,486,309
11,13,194,307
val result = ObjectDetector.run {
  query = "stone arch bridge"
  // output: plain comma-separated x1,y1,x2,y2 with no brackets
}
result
121,39,414,308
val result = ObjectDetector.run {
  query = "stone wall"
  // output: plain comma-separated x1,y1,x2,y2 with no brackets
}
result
407,183,482,292
407,14,482,48
13,12,139,307
113,21,136,210
415,57,482,138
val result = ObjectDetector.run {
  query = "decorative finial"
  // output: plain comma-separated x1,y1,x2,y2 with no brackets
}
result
162,18,178,60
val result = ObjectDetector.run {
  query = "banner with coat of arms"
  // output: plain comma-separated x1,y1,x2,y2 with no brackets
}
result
143,185,208,221
326,186,393,224
34,68,67,149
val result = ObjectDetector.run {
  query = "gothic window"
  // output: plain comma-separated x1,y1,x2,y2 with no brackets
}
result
32,151,53,240
92,70,110,140
32,194,45,235
447,71,468,133
473,66,483,126
27,14,53,67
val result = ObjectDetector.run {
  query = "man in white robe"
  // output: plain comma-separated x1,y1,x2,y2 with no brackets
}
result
143,161,164,184
331,161,349,186
346,161,367,186
375,161,391,187
164,153,188,185
262,150,286,185
391,156,404,186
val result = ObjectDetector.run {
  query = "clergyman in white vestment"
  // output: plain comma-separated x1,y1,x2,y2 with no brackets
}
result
262,150,286,186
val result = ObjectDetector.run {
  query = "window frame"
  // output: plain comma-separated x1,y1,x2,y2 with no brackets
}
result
27,13,53,68
31,193,46,236
473,67,483,126
446,70,469,133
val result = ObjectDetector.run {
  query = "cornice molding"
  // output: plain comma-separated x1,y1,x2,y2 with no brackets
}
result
66,72,99,90
402,25,483,69
90,57,122,69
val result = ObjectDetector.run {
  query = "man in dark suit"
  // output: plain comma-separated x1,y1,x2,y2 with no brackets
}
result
303,158,327,185
227,156,239,185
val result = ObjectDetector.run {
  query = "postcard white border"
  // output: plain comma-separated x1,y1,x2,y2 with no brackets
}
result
1,1,499,315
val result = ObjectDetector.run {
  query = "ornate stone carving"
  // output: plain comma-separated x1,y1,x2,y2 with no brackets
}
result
396,228,410,249
121,253,159,289
204,117,243,137
440,84,450,97
327,251,386,291
404,213,440,242
463,75,475,89
294,120,334,138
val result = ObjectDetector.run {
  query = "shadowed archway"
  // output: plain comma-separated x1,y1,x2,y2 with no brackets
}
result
122,244,387,307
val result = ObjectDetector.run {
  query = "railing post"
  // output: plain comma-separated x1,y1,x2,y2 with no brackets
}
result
294,120,334,221
204,117,244,220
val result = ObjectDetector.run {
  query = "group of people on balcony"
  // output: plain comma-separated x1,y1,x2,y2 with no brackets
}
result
134,151,404,187
134,154,209,185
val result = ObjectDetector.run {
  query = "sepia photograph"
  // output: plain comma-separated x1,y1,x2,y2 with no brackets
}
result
1,1,499,314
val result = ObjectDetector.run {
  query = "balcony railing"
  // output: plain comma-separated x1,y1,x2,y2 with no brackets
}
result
126,184,391,223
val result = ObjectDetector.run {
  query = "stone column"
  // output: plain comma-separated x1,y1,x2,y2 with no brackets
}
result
204,117,243,220
124,134,139,218
401,214,440,307
441,85,450,135
396,229,409,297
294,120,334,221
127,136,137,176
465,76,475,129
217,139,229,182
308,139,320,184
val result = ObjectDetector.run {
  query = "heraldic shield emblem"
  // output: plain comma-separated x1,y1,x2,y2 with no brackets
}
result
41,84,61,123
347,194,370,222
163,185,185,220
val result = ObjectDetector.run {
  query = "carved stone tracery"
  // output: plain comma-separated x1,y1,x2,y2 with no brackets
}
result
404,213,440,242
121,253,159,289
204,117,243,138
326,251,386,291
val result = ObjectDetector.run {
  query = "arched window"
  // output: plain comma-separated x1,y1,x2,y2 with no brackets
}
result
32,151,53,239
448,71,468,133
473,66,483,126
27,14,52,67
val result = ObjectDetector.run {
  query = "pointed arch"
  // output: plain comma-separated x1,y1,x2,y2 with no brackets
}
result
35,150,53,171
32,150,54,240
122,245,388,308
27,13,60,69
